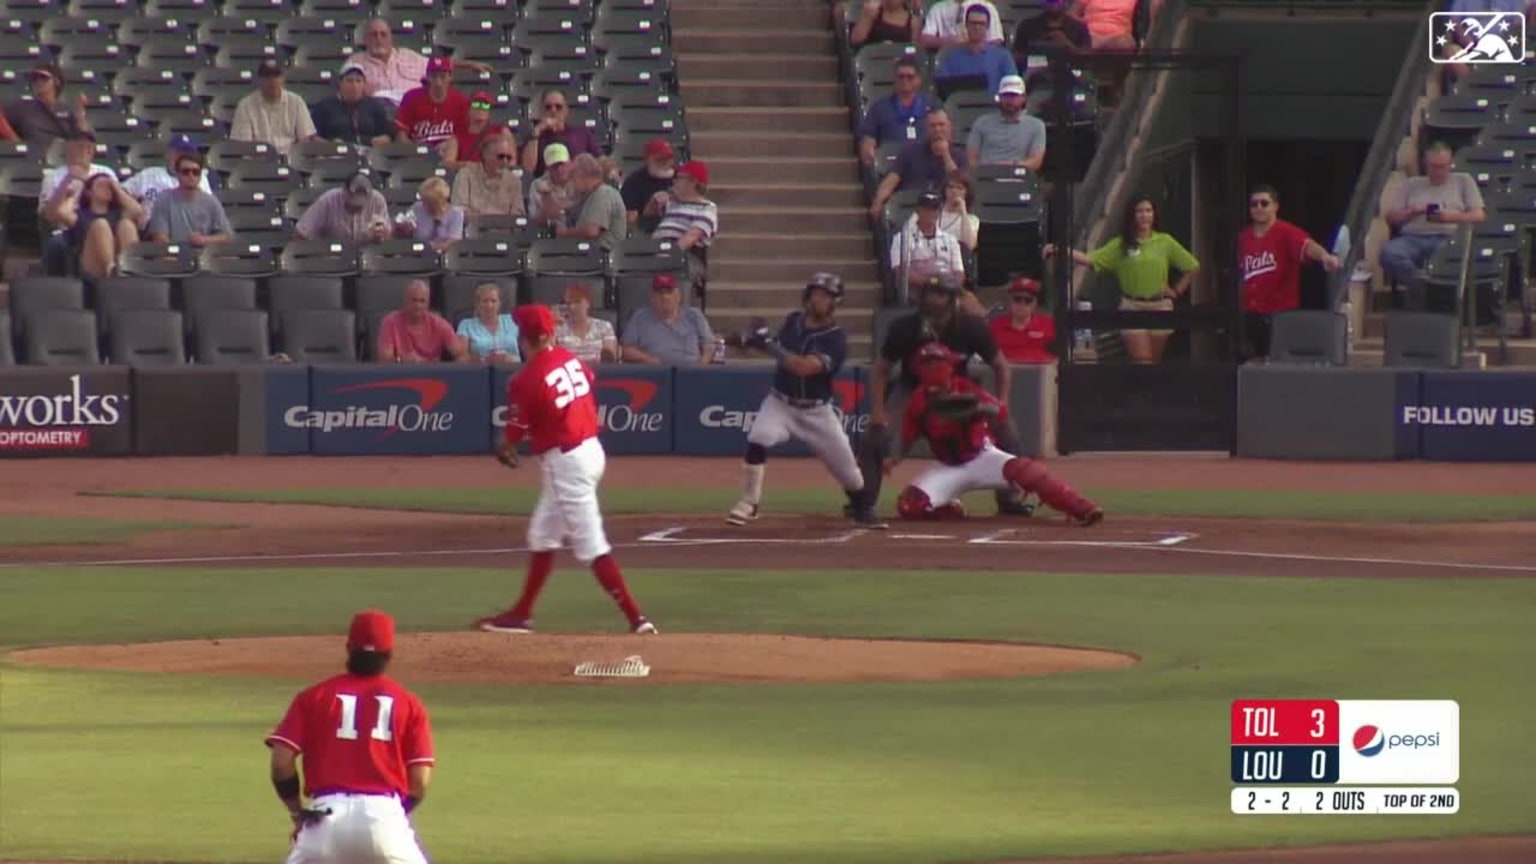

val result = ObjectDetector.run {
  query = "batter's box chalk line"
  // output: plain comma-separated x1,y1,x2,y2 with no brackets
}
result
968,529,1198,548
574,655,651,678
637,526,860,545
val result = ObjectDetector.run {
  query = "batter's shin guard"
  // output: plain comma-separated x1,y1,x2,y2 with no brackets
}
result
1003,458,1100,522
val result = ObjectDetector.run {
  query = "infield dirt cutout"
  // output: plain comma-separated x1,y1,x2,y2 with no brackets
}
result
8,632,1137,685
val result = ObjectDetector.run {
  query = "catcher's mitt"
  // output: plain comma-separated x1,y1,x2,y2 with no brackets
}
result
928,391,999,423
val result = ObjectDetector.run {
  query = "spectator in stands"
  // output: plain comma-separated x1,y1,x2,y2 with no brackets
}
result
990,276,1056,364
40,133,114,221
1378,143,1486,310
920,0,1005,48
1011,0,1091,68
851,0,921,50
451,135,525,219
395,58,469,150
397,177,465,251
455,282,520,364
892,192,966,297
557,153,627,251
622,138,677,233
4,63,91,153
377,279,470,363
621,273,714,365
1044,195,1199,364
857,58,935,168
868,109,968,220
1077,0,1140,51
936,5,1020,96
522,88,604,177
145,153,233,248
1237,184,1340,361
651,161,717,296
294,171,392,246
529,143,578,226
309,64,395,149
231,61,320,159
123,136,212,222
346,19,490,105
557,282,619,364
966,75,1047,170
939,170,980,250
440,92,507,169
52,172,144,283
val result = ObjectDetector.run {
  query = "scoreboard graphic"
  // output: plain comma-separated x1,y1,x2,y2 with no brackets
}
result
1229,699,1460,815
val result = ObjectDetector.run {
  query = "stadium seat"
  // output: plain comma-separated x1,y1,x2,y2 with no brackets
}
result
1268,311,1347,366
267,275,345,334
199,242,282,279
279,309,358,363
441,275,518,324
0,311,13,365
225,161,302,196
360,242,443,277
113,68,189,105
93,276,173,335
222,0,293,24
109,308,187,366
179,275,258,329
117,243,200,280
8,280,87,339
0,0,55,26
434,18,508,53
283,187,330,222
354,274,415,323
213,37,280,70
613,271,675,317
526,238,607,276
288,141,366,176
280,240,361,278
367,142,435,176
23,309,101,365
66,0,138,20
457,0,516,12
377,0,450,19
444,236,523,277
193,308,272,365
381,159,450,191
195,17,267,46
146,0,214,12
132,36,208,75
1422,94,1498,152
529,273,603,306
609,236,687,277
226,209,293,251
1384,312,1461,369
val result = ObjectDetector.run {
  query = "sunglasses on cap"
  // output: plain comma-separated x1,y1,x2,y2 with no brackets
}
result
470,100,493,111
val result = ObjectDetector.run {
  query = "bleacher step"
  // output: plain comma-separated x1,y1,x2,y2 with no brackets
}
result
670,5,830,30
711,259,880,283
709,183,865,209
706,281,881,309
710,307,874,337
679,54,840,81
689,106,852,134
706,156,861,185
689,130,854,159
671,30,837,57
717,206,869,235
682,80,846,108
711,233,871,260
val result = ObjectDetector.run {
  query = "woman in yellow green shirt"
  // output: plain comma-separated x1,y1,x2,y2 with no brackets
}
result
1045,196,1200,364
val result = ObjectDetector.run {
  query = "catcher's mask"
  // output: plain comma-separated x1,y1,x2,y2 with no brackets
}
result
912,341,957,390
803,271,844,306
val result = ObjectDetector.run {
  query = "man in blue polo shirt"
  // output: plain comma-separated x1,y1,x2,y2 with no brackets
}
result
867,109,968,221
936,4,1019,96
857,57,934,168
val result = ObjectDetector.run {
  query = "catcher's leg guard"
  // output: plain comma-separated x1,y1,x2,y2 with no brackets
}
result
896,485,934,519
990,422,1033,515
1003,457,1101,524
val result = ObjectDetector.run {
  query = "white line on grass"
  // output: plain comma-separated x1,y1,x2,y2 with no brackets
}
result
1151,545,1536,574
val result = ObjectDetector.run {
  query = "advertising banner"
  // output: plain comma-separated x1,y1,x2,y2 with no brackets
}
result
262,365,315,455
134,368,240,456
492,364,672,455
672,365,868,457
305,365,493,455
1408,371,1536,461
0,367,133,456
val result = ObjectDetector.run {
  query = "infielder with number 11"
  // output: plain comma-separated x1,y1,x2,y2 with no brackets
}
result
727,272,887,528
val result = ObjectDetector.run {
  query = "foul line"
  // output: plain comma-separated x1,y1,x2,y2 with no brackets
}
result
970,531,1197,549
0,546,535,568
1151,545,1536,574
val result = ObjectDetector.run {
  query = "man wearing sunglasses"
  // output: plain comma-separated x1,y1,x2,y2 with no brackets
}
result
123,136,213,222
441,91,508,170
450,134,525,219
1238,184,1340,361
145,153,233,249
521,88,604,177
988,276,1056,364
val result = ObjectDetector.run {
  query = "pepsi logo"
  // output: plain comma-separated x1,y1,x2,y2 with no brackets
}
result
1352,725,1385,757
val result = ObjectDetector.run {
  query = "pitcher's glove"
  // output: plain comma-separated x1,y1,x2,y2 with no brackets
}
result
495,440,520,469
929,392,998,423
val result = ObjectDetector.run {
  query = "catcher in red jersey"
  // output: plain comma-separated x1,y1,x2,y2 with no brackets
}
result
885,342,1103,525
265,609,435,864
476,303,657,635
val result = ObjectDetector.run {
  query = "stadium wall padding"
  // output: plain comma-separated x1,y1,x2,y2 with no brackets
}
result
1236,366,1420,461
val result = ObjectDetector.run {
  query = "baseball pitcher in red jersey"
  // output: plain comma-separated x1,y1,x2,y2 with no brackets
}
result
886,342,1103,525
265,609,435,864
477,303,657,635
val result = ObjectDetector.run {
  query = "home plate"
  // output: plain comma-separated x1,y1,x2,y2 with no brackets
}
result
969,528,1197,549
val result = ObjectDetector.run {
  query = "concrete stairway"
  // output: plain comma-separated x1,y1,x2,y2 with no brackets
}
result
671,0,880,357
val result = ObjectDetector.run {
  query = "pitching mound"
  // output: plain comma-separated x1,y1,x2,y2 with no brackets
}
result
7,632,1137,685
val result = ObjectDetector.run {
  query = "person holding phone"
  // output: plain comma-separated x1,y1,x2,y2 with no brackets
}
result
1378,142,1486,311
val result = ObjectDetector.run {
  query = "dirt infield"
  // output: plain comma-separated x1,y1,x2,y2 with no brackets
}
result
3,454,1533,863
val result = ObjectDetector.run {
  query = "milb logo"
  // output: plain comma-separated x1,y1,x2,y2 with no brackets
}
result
1352,724,1442,757
491,379,665,433
284,379,455,440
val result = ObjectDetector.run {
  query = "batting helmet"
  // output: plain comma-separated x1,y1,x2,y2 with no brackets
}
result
803,271,844,305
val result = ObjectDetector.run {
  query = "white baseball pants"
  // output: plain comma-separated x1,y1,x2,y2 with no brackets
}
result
285,793,428,864
908,445,1016,504
747,392,864,490
527,437,612,563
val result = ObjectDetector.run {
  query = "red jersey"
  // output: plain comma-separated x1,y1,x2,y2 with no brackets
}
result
266,673,434,799
900,378,1010,466
504,345,601,454
1238,219,1310,314
989,313,1057,364
395,87,469,146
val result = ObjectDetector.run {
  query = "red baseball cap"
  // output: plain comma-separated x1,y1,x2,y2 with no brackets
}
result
676,161,709,186
513,304,556,340
1008,276,1042,296
652,272,678,292
423,56,453,81
347,610,395,653
643,138,675,160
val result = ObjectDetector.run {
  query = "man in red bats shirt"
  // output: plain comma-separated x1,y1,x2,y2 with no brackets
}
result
885,341,1101,525
476,303,658,635
1238,184,1341,361
265,609,434,864
395,57,469,150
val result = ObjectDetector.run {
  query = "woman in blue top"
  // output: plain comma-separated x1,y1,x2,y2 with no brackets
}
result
455,282,520,364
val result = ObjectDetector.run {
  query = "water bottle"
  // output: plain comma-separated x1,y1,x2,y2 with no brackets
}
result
1074,300,1093,351
1340,299,1355,344
711,338,728,364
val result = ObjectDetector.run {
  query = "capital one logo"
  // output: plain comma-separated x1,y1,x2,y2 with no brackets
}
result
699,378,870,435
490,377,665,434
284,378,455,440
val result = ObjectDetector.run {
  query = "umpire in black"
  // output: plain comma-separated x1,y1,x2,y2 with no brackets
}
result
858,272,1036,516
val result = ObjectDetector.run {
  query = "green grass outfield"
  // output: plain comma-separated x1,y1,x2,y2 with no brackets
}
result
89,486,1536,522
0,515,217,546
1,566,1531,864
